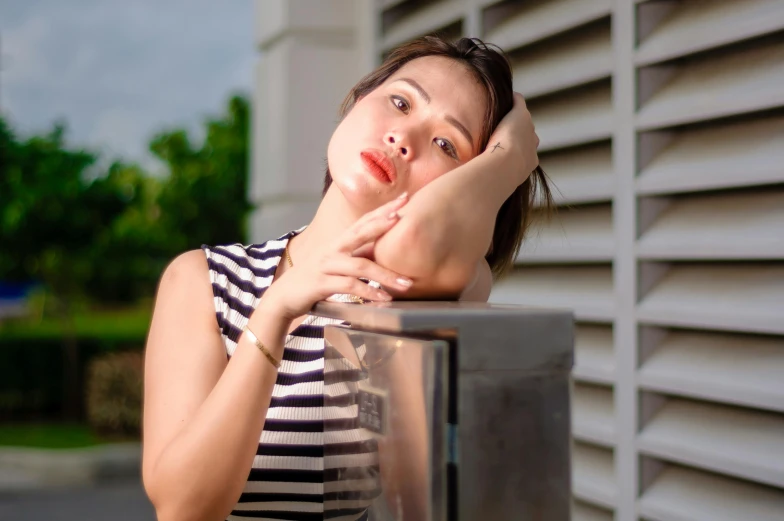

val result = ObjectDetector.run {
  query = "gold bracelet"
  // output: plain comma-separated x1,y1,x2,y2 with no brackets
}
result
242,325,281,368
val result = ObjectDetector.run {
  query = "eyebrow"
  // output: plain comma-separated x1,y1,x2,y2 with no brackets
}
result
395,77,475,149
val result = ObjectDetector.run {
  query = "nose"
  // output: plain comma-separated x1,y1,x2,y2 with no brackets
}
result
384,131,415,160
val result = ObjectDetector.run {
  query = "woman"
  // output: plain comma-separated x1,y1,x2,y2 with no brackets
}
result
142,36,548,521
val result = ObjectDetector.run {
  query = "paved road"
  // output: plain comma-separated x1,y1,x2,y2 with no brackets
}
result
0,478,156,521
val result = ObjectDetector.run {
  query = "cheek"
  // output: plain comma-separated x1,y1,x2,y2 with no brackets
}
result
328,107,381,165
327,120,356,170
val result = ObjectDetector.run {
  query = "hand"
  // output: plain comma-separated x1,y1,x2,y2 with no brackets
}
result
261,194,415,321
485,92,539,186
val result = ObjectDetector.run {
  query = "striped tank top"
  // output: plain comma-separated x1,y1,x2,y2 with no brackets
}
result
202,228,381,521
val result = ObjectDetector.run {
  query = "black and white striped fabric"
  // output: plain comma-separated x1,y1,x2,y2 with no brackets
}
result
202,228,381,521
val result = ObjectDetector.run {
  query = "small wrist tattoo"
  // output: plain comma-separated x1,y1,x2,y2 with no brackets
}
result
491,142,504,153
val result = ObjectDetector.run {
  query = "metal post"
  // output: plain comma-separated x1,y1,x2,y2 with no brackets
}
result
314,301,574,520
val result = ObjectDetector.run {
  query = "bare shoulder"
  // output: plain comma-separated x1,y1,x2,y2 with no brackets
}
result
159,249,210,292
155,249,219,322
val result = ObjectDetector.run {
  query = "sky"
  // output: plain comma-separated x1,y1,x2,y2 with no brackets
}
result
0,0,255,169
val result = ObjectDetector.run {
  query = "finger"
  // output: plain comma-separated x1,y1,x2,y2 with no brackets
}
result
338,206,404,254
323,256,412,291
351,242,376,260
324,275,393,302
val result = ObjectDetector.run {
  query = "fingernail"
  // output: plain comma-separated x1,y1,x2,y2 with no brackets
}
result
397,192,408,200
388,211,398,219
396,277,413,287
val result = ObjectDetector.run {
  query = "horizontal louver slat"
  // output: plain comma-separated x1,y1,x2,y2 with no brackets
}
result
512,22,612,98
541,144,614,205
573,325,615,385
518,204,614,262
638,330,784,413
573,384,615,446
532,82,613,152
490,266,614,323
637,190,784,260
638,465,784,521
485,0,612,52
572,500,613,521
636,115,784,196
573,443,617,509
637,399,784,487
635,0,784,66
382,0,462,49
637,39,784,130
636,264,784,335
381,0,407,10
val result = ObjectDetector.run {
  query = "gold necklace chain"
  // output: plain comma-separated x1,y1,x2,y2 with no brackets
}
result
285,238,364,303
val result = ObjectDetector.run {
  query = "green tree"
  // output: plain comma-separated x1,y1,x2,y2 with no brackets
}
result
150,94,253,252
0,118,143,418
0,94,253,419
81,163,171,302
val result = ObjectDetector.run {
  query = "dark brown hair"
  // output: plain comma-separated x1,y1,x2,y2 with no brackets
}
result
323,36,553,279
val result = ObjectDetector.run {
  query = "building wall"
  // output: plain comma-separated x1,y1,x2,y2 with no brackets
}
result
251,0,375,240
253,1,784,519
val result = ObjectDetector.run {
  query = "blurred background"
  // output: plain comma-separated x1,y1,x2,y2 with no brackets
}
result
1,0,253,518
1,0,784,520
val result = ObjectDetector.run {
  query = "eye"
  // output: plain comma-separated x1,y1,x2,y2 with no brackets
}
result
390,95,409,113
434,137,458,160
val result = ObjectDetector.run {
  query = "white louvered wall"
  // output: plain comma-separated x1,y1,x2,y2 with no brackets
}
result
369,0,784,519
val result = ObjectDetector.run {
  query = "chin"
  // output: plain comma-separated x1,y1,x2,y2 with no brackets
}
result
331,169,391,213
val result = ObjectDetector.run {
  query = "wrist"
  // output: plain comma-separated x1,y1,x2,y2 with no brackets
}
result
476,148,527,199
248,287,293,344
261,285,292,320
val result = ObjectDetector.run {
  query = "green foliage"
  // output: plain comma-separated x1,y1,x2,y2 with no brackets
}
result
151,94,253,251
0,423,105,449
0,304,152,342
81,163,172,302
1,93,251,421
0,93,253,304
0,120,149,303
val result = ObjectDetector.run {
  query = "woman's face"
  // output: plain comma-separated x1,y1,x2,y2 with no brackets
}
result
327,56,488,213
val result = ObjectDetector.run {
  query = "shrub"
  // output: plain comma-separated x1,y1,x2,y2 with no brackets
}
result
85,350,143,438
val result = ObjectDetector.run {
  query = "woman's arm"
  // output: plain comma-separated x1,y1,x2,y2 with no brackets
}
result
374,94,538,298
142,251,291,521
143,199,415,521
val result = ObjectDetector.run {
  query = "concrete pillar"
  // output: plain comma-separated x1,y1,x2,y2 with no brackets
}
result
250,0,373,242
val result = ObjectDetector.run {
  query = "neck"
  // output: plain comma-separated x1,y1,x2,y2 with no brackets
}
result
288,185,363,263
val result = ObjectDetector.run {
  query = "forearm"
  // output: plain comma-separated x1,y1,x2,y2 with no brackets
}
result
146,303,290,521
375,149,520,295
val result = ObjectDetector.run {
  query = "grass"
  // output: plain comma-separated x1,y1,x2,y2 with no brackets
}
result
0,423,138,449
0,304,152,342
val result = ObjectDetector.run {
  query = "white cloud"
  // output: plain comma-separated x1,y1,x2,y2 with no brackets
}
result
2,16,50,85
0,0,254,165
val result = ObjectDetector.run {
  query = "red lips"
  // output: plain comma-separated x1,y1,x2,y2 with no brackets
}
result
360,150,396,184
